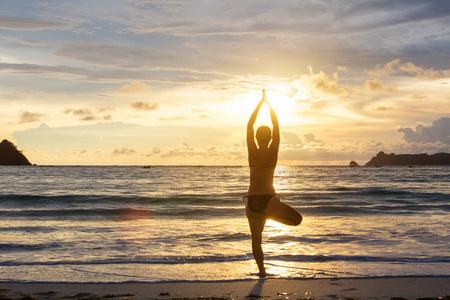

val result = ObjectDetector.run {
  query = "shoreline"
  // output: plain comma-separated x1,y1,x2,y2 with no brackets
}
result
1,276,449,300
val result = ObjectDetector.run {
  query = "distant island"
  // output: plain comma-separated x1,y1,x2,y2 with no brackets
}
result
349,160,359,167
0,139,32,165
365,151,450,166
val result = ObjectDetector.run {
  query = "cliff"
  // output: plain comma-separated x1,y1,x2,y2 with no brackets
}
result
0,139,32,165
365,151,450,166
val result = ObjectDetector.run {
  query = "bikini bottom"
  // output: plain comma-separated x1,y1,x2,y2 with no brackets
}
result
246,194,275,213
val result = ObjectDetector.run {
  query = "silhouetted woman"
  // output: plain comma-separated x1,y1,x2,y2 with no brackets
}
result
245,90,302,277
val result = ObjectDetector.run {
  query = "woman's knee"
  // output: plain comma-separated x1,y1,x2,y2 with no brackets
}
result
281,211,302,226
293,213,302,226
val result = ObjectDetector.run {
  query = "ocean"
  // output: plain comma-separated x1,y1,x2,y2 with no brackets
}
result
0,165,449,283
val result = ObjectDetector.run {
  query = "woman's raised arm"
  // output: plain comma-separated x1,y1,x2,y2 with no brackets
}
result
267,101,280,150
247,93,266,151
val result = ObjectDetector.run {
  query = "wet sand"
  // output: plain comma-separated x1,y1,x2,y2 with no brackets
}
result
1,277,449,300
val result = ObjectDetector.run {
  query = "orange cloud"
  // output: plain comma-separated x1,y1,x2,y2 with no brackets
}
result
112,148,137,155
364,79,396,93
18,111,45,124
293,66,348,99
118,82,151,93
130,101,158,111
366,59,450,80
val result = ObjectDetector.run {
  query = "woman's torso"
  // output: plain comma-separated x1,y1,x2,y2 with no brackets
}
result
248,148,277,195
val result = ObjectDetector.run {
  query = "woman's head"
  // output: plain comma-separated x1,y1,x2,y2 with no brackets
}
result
256,126,272,147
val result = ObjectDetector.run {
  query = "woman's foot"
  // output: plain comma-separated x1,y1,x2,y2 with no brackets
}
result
258,271,267,278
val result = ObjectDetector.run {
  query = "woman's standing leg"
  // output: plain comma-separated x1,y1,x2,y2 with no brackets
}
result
246,205,267,276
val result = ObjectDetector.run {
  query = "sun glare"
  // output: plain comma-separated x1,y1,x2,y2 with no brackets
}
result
237,89,297,126
266,91,296,121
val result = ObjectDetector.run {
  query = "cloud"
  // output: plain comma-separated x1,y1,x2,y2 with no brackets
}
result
63,108,111,121
393,141,450,154
364,79,396,93
98,107,116,113
0,15,70,31
159,117,186,121
64,108,96,121
2,1,449,165
54,40,205,71
0,62,100,81
410,94,427,100
0,62,227,84
64,108,93,116
112,148,137,155
373,106,392,111
304,133,322,144
120,0,448,42
292,66,348,99
282,131,303,146
0,36,46,46
398,117,450,144
130,101,158,111
118,82,151,93
150,143,245,164
334,1,450,34
52,37,311,80
3,2,449,82
151,147,162,155
366,59,450,80
191,108,210,118
13,122,230,151
18,111,45,124
80,115,97,121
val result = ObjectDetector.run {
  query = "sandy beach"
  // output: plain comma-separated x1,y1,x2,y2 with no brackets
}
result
1,277,449,300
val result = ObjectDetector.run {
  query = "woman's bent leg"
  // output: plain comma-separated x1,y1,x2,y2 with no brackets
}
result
265,196,302,226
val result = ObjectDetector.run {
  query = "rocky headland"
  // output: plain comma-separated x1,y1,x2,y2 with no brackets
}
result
365,151,450,166
0,139,32,165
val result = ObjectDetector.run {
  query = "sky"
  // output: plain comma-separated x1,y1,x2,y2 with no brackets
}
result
1,0,449,165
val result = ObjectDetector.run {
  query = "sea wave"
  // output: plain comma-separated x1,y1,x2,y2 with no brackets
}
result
0,242,63,251
0,207,243,220
0,202,447,221
0,194,236,205
2,254,448,267
274,254,450,263
1,176,448,220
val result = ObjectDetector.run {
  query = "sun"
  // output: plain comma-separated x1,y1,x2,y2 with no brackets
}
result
266,90,296,119
232,89,298,127
251,90,297,125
